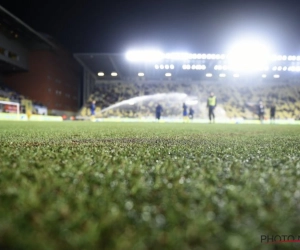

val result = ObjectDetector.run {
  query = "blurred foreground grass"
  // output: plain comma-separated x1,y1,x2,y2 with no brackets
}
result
0,121,300,250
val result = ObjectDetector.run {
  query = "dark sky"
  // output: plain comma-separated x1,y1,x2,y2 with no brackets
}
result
2,0,300,54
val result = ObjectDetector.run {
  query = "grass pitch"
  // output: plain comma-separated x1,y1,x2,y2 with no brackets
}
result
0,121,300,250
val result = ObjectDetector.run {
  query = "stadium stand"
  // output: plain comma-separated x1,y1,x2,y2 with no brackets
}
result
80,80,300,119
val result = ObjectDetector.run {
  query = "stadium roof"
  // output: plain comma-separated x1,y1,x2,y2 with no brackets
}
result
0,5,56,50
75,52,300,81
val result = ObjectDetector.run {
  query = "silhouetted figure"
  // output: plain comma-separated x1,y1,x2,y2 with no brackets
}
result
258,101,265,123
189,107,194,120
155,104,163,120
270,104,276,124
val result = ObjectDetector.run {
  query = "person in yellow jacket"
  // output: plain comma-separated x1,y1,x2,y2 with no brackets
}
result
207,92,217,123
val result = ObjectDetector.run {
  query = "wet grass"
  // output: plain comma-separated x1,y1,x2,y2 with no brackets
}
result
0,121,300,250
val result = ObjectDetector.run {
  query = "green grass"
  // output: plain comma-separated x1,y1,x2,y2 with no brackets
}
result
0,121,300,250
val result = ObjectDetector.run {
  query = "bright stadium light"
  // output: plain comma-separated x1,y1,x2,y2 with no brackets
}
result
283,66,287,71
219,73,226,77
126,50,164,62
206,73,213,77
192,65,196,70
165,72,172,77
297,56,300,61
154,64,159,69
165,64,169,69
186,65,191,70
160,64,164,69
170,64,175,69
182,64,187,70
202,65,206,70
262,74,267,78
233,73,240,78
164,52,191,60
278,66,282,71
272,66,277,71
274,74,280,78
138,72,144,77
227,38,273,72
98,72,104,76
111,72,118,76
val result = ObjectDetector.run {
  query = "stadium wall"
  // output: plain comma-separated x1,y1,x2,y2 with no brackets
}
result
3,48,81,113
0,32,28,70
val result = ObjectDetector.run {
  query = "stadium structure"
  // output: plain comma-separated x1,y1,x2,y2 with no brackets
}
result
0,3,300,123
75,49,300,121
0,5,81,121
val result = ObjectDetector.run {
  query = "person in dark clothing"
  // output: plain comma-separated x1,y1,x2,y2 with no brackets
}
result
189,107,194,120
90,100,96,116
155,104,163,120
258,101,265,123
270,104,276,124
207,92,217,123
183,103,188,122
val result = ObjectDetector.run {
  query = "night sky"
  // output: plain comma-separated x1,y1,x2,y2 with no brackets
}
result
1,0,300,54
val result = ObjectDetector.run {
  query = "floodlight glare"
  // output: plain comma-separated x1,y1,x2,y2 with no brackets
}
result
297,56,300,61
233,73,239,78
219,73,226,77
154,64,159,69
273,74,280,78
283,66,287,71
192,65,196,70
160,64,164,69
126,50,164,62
138,72,144,77
165,64,169,69
165,72,172,77
227,38,272,72
170,64,175,69
206,73,213,77
278,66,282,71
111,72,118,76
98,72,104,76
272,66,277,71
262,74,267,78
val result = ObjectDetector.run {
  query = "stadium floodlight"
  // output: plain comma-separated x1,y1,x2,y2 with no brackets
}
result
165,72,172,77
233,73,240,78
227,38,272,72
126,50,164,62
170,64,175,69
160,64,164,69
182,64,187,70
283,66,287,71
262,74,267,78
98,72,104,76
186,65,191,70
164,52,191,60
215,54,221,60
282,55,287,60
155,64,159,69
202,65,207,70
219,73,226,77
196,65,201,70
138,72,144,77
277,66,282,71
273,74,280,78
220,54,226,60
202,54,207,59
111,72,118,76
206,73,213,77
297,56,300,61
192,65,196,70
222,65,228,70
272,66,277,71
196,54,202,59
165,64,169,69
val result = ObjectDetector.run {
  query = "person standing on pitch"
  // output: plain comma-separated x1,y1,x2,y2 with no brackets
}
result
90,100,96,116
258,101,265,124
270,103,276,124
189,107,194,120
183,102,188,122
155,103,163,121
207,92,217,123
